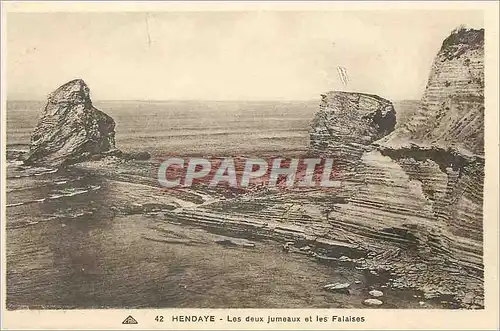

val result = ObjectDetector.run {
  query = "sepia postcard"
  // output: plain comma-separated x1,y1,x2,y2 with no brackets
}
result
1,1,499,330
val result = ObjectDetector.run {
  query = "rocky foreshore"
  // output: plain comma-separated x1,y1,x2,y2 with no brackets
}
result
24,150,478,309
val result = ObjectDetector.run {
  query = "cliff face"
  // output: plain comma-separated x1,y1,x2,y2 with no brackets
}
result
25,79,118,167
375,29,485,271
308,28,485,307
380,28,484,156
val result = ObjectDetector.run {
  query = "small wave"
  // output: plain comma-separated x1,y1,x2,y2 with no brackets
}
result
48,189,89,200
54,178,83,185
6,202,25,208
7,168,58,179
67,190,89,197
141,235,202,246
6,209,92,229
48,210,94,219
7,160,25,166
8,219,48,229
8,185,95,207
34,169,58,176
6,197,47,208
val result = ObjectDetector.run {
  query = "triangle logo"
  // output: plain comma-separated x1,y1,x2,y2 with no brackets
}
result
122,315,138,324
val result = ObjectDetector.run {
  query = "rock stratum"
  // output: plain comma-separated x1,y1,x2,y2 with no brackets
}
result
25,79,118,167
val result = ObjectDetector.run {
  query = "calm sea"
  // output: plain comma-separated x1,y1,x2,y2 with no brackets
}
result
6,100,322,157
6,99,419,155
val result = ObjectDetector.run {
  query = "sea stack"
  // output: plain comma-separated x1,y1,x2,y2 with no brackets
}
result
309,91,396,169
25,79,119,167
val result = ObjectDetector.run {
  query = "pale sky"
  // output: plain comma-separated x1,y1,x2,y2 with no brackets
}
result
6,10,483,101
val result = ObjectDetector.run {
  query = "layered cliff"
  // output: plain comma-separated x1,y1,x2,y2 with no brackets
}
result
375,28,485,272
308,28,485,307
25,79,118,167
379,28,484,156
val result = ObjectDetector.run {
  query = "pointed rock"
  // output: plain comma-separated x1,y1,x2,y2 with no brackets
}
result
25,79,119,167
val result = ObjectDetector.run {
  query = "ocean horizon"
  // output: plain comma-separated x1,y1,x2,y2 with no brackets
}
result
6,99,420,157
